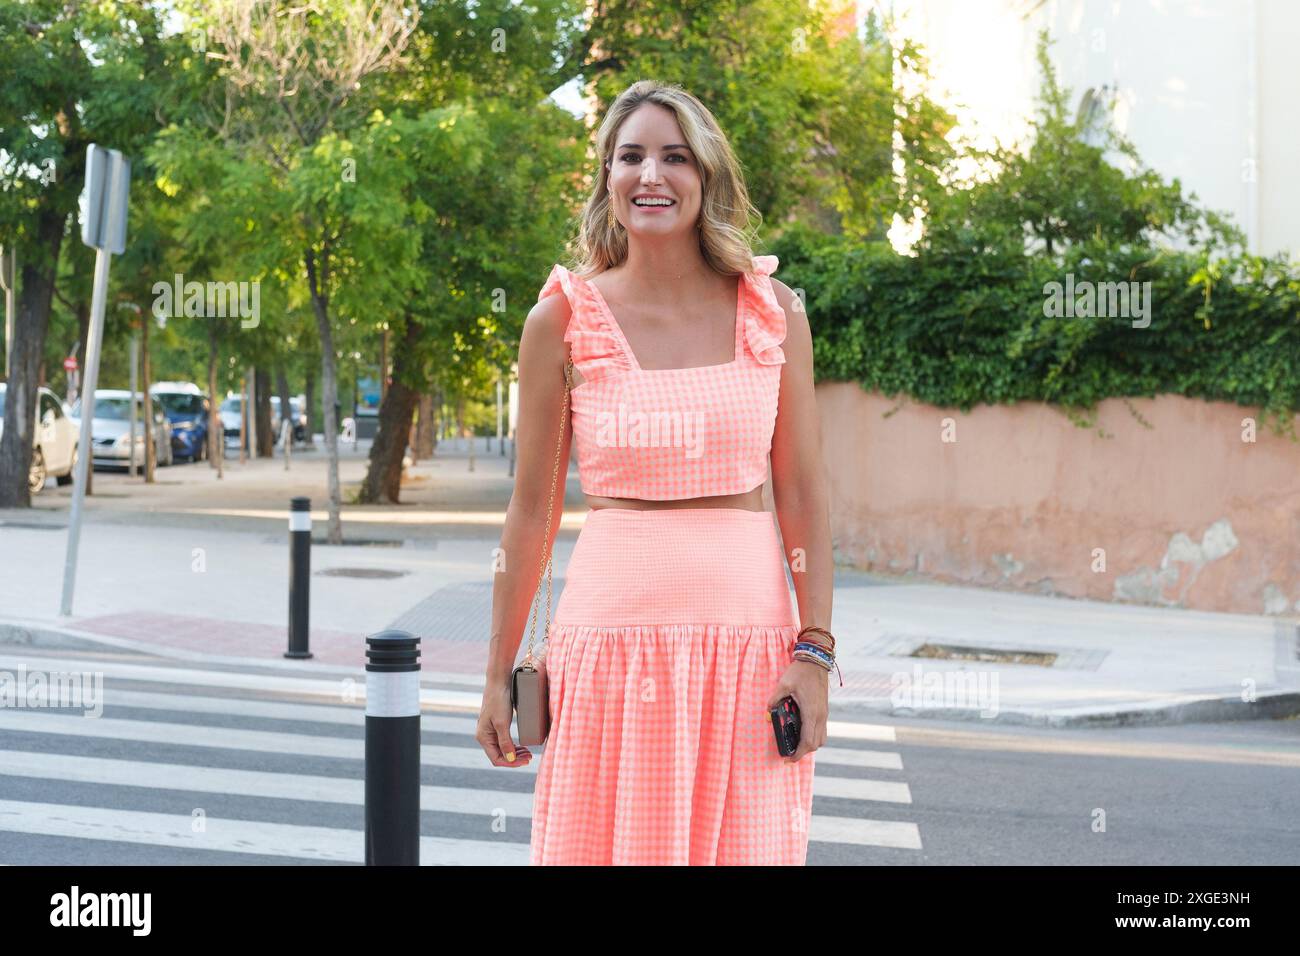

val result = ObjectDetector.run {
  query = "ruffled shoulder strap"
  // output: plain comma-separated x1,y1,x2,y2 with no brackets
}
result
538,264,634,382
740,254,787,366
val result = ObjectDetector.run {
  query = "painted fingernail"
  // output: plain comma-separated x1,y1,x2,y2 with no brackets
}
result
505,751,515,762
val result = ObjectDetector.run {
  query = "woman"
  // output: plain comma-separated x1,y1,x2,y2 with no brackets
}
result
476,80,835,865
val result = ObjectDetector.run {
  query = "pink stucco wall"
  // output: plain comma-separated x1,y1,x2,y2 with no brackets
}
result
817,382,1300,616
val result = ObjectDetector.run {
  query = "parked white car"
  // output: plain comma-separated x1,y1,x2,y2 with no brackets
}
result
68,389,173,471
0,383,79,494
219,394,304,448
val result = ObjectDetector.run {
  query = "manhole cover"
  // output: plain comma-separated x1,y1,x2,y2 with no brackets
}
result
316,567,409,579
912,642,1057,667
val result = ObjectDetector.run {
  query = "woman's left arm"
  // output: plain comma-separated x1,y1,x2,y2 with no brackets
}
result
766,277,834,762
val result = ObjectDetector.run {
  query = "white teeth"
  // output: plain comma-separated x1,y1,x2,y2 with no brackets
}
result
633,198,674,206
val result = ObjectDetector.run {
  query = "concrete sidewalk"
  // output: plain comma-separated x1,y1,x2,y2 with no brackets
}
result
3,438,1298,728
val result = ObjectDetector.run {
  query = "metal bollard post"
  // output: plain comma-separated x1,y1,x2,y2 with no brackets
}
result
365,630,421,865
285,496,313,659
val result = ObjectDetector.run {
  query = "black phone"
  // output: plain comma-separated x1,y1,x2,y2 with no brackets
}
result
770,695,801,757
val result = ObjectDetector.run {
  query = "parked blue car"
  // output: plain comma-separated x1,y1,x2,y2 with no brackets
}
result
150,381,210,462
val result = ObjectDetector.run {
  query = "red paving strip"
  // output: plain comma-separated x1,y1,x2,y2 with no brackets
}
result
66,612,900,687
70,612,488,674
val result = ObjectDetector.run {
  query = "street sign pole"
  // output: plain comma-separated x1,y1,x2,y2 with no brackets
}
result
61,144,130,618
61,247,111,616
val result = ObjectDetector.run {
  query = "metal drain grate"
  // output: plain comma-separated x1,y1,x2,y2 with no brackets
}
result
311,537,404,547
851,633,1108,671
316,567,409,579
912,642,1057,667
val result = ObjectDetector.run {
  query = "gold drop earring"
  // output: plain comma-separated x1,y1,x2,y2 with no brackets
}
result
607,193,618,230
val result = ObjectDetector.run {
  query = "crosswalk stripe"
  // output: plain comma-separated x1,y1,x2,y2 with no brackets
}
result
98,688,370,726
0,655,902,742
0,750,922,851
98,690,907,760
814,746,903,770
0,710,536,772
83,688,490,738
826,719,896,742
810,815,923,849
0,799,528,865
0,709,908,785
0,743,904,812
0,749,535,816
0,654,483,711
814,775,912,803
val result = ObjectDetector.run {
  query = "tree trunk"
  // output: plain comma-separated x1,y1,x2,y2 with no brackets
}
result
74,295,90,402
306,248,342,544
303,369,316,447
358,320,420,504
433,388,443,452
415,392,435,459
276,365,292,448
255,366,274,457
142,314,155,482
207,327,222,477
0,207,65,507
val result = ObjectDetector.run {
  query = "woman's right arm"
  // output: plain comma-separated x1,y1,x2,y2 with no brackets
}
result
476,289,573,767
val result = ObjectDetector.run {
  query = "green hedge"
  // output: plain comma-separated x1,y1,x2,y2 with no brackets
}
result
770,226,1300,439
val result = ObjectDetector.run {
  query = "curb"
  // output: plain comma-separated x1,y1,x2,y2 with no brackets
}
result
828,689,1300,729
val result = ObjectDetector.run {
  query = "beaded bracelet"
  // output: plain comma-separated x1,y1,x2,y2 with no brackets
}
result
794,642,834,664
792,639,844,688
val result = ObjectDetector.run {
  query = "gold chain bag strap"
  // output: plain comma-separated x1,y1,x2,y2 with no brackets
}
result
510,356,573,746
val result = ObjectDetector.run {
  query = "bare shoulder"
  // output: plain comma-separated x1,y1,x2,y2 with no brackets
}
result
521,289,571,359
769,277,810,340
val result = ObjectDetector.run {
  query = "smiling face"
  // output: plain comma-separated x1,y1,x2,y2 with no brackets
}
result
605,102,703,238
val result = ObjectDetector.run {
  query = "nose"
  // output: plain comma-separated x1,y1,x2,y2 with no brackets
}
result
640,157,660,183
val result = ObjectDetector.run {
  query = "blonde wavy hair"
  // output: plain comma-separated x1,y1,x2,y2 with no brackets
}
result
563,80,765,279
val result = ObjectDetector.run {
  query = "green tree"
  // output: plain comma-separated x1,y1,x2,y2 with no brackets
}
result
156,0,422,541
0,0,170,505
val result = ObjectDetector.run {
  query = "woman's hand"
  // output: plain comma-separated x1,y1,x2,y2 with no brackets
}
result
765,659,829,763
476,679,534,768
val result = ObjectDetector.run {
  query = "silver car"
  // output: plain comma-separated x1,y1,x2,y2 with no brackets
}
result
68,389,173,470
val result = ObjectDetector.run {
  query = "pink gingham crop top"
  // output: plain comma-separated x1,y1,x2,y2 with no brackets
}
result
538,254,787,500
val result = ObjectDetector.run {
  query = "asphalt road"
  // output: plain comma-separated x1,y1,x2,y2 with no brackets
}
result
1,643,1295,866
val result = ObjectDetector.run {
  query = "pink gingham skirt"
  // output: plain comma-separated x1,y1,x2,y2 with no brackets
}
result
529,507,816,865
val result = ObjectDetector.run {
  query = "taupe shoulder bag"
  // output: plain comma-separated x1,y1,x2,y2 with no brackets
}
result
510,357,573,746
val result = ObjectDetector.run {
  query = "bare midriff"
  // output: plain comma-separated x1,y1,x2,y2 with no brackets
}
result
584,485,765,512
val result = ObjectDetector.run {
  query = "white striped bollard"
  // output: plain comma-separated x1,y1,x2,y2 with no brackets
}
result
285,496,313,659
365,629,421,865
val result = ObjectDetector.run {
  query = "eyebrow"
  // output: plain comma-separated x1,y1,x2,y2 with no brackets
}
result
615,143,691,152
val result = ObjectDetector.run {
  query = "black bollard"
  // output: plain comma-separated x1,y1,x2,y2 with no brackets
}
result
365,630,422,865
285,496,313,659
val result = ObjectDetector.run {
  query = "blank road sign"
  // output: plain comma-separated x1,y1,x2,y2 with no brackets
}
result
81,144,131,254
